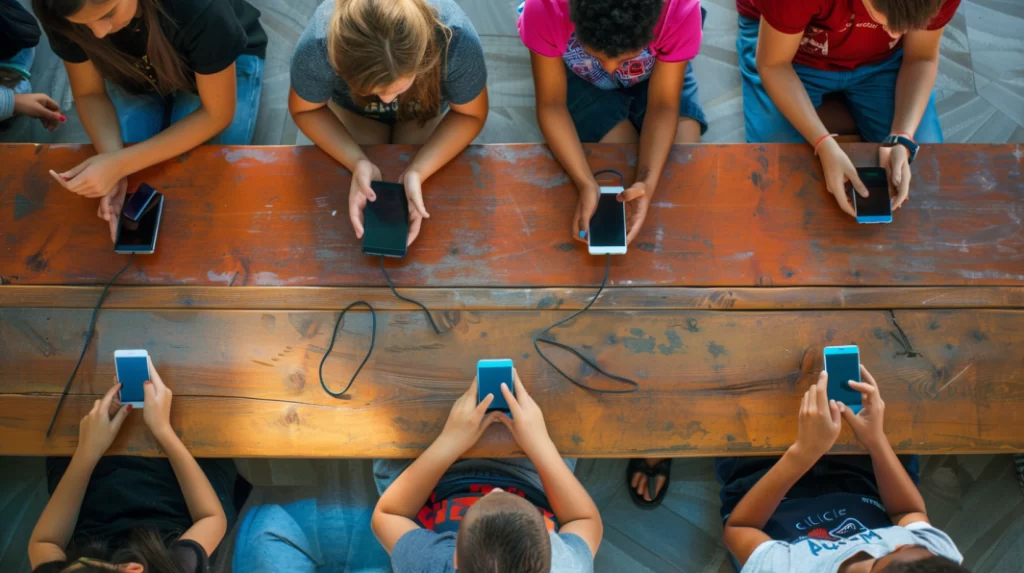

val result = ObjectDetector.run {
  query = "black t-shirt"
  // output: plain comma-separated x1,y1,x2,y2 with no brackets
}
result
32,539,208,573
45,0,266,83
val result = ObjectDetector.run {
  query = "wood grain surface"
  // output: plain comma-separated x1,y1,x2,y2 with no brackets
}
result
2,143,1022,287
2,307,1020,457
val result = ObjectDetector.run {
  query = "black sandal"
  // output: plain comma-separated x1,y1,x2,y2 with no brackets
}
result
626,458,671,509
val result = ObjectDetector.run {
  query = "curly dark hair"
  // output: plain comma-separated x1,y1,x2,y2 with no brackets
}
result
568,0,665,58
879,556,972,573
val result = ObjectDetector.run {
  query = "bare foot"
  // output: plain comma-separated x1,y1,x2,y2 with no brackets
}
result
630,457,669,502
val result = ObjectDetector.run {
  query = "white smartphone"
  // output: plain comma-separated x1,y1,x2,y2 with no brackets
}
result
114,349,149,408
588,186,627,255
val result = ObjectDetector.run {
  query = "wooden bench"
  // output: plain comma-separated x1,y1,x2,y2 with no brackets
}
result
1,142,1022,458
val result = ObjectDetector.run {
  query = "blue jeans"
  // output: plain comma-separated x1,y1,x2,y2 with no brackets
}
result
0,47,34,122
233,500,390,573
737,16,943,144
107,54,264,144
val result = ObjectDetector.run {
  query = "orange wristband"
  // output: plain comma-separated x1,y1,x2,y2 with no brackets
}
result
813,133,838,156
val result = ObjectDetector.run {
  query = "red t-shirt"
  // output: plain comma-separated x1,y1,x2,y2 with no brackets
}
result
736,0,961,71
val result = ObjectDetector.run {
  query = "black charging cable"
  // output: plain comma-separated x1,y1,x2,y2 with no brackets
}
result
46,254,136,438
319,256,441,398
532,169,639,394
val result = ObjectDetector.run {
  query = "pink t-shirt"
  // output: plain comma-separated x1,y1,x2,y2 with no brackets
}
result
517,0,703,89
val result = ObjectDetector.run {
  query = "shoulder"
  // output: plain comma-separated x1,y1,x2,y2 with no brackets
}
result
157,0,215,28
517,0,573,57
435,0,482,53
901,522,963,563
926,0,962,30
738,540,791,573
391,529,457,573
552,532,595,571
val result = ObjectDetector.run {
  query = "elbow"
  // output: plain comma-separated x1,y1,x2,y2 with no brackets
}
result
370,506,386,540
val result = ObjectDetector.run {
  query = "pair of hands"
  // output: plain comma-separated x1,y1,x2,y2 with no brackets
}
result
436,369,552,459
818,138,911,218
49,153,128,243
790,365,888,464
573,179,650,246
349,159,429,247
76,359,175,463
13,93,65,131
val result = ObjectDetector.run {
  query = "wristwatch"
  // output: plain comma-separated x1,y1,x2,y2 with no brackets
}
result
881,134,919,164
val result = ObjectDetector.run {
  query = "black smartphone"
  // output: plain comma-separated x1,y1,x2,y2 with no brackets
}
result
477,359,514,417
115,193,164,254
588,186,627,255
122,183,159,223
852,167,892,224
362,181,409,258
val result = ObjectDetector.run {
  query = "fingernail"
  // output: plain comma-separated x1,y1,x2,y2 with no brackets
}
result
578,230,586,239
59,115,67,122
127,404,133,411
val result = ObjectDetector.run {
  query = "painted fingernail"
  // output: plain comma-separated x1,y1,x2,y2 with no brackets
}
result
578,230,586,239
127,404,133,411
59,115,67,122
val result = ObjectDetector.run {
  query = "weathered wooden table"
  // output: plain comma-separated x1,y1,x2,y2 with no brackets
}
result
1,142,1021,458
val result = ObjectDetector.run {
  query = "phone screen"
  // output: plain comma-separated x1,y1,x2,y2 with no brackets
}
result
589,193,626,247
115,194,163,253
362,182,409,258
122,184,158,222
478,364,513,413
825,349,862,410
855,168,892,217
116,356,148,403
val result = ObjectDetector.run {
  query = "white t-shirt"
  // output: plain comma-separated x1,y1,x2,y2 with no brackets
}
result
742,521,963,573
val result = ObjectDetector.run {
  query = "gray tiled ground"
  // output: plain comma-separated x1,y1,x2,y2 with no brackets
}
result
2,1,1022,572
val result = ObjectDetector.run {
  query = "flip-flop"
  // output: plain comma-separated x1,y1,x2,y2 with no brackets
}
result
626,458,671,509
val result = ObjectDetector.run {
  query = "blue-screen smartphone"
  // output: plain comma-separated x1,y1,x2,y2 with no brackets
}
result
852,168,893,224
114,349,149,408
477,359,514,416
823,345,862,413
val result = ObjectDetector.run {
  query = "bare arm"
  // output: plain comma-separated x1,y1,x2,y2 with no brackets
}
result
288,88,368,171
28,452,95,567
635,59,687,197
407,87,488,180
145,366,227,556
114,65,238,171
890,28,943,136
531,51,596,192
65,60,123,154
754,18,829,145
371,441,461,552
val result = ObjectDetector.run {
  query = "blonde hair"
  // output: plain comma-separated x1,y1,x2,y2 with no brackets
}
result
328,0,451,123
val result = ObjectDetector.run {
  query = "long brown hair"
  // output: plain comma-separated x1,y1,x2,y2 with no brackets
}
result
327,0,451,123
33,0,193,94
60,527,189,573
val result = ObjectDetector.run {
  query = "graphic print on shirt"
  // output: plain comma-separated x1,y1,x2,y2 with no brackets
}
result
562,33,655,89
766,494,892,558
417,483,557,535
799,14,900,58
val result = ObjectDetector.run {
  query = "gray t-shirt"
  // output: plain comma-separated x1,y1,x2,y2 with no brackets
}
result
290,0,486,121
742,521,963,573
392,528,593,573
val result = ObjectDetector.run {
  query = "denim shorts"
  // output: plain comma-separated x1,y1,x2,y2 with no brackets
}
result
107,54,264,145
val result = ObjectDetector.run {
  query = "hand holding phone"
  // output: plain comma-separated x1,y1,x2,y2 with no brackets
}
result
839,365,889,452
77,382,132,462
142,357,175,439
115,349,149,408
437,378,503,456
492,369,553,459
588,186,627,255
823,345,862,413
792,371,842,463
851,167,893,224
477,359,514,416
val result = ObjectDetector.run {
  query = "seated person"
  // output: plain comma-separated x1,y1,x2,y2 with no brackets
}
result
289,0,488,247
371,370,602,572
719,367,968,572
28,362,243,573
0,0,63,129
736,0,961,216
518,0,707,246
